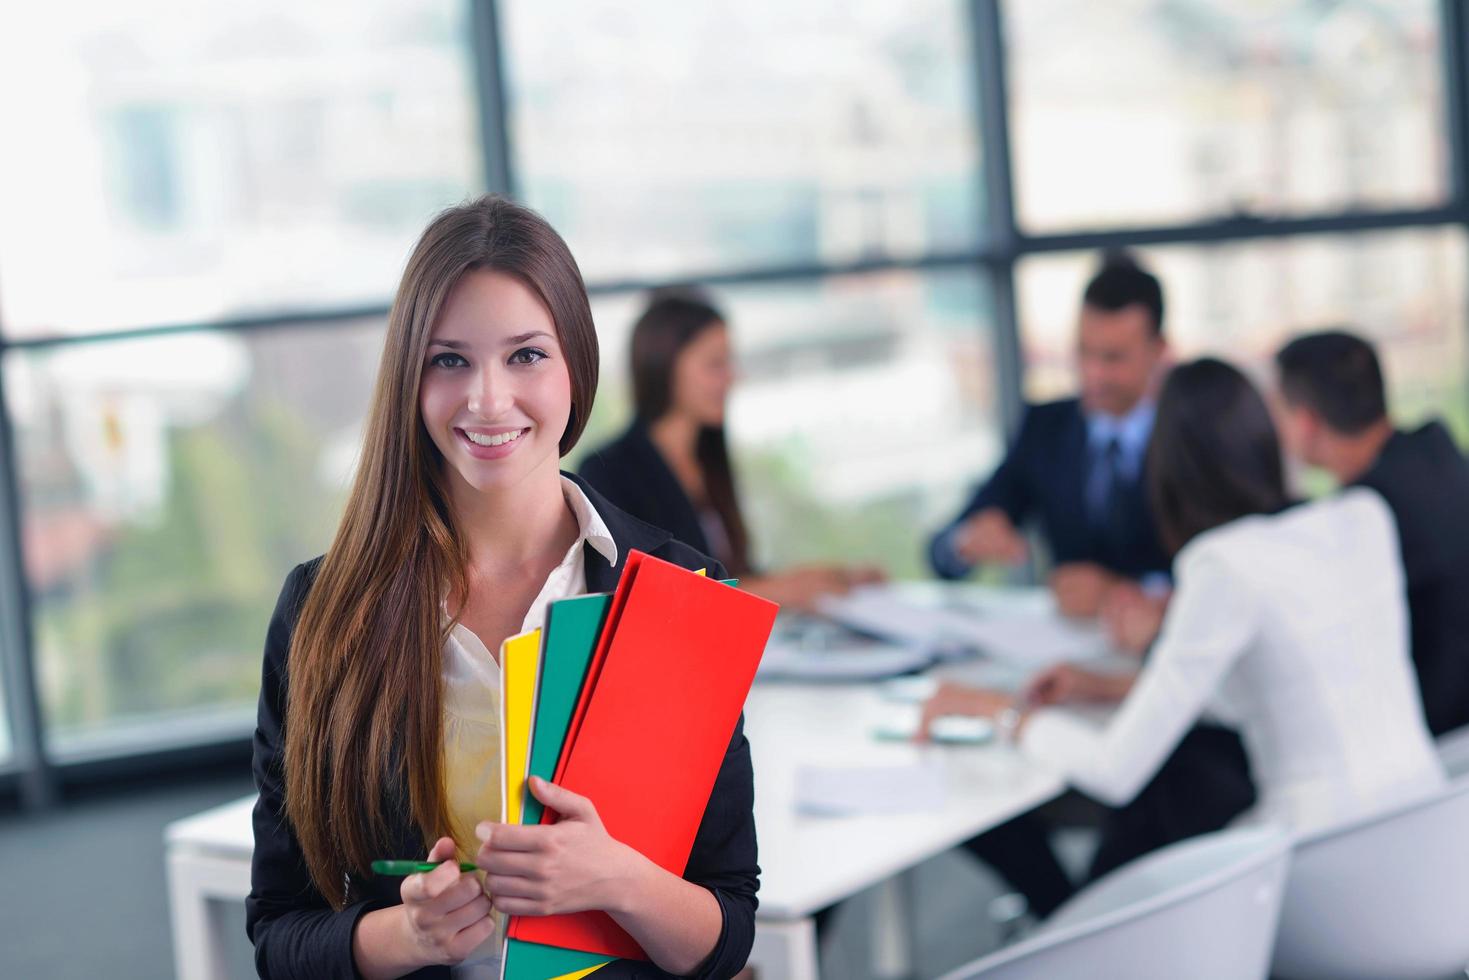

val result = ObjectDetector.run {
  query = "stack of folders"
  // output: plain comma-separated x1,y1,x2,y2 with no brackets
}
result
494,550,778,980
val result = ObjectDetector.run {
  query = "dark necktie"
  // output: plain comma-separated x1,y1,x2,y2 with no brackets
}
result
1088,436,1125,530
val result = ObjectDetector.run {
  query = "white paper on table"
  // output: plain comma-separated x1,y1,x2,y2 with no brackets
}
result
758,636,934,681
794,760,948,816
817,585,1111,668
815,587,966,648
957,613,1111,668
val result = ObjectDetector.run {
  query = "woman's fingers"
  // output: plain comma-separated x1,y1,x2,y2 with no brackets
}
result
490,894,551,917
448,912,500,960
485,873,542,900
475,822,543,854
528,776,597,823
478,847,541,878
402,848,462,904
439,892,494,933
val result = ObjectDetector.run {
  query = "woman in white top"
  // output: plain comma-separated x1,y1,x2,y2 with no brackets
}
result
922,358,1445,834
246,196,758,980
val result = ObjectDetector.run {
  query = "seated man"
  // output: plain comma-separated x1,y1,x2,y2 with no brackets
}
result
929,253,1170,615
1276,329,1469,737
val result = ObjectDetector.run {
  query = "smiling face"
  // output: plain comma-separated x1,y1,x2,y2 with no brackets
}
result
418,268,572,498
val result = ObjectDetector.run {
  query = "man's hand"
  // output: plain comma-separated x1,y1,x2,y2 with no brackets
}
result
953,508,1029,565
1049,562,1122,618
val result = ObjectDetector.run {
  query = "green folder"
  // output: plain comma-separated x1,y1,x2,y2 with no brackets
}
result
503,937,610,979
522,592,614,828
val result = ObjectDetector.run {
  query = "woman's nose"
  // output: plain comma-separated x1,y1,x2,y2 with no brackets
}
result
466,364,513,417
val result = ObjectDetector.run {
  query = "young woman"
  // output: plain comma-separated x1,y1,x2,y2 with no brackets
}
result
578,292,882,612
922,358,1445,835
246,197,757,980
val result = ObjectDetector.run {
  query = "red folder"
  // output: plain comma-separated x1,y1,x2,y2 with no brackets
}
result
553,550,647,780
507,551,778,959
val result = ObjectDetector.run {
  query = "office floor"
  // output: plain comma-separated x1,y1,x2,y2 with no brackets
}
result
0,769,257,980
0,769,1094,980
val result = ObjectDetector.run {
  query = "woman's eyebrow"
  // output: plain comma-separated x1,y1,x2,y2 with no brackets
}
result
427,339,468,350
505,331,554,345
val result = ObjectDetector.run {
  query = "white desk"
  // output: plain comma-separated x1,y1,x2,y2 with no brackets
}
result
740,681,1067,979
165,795,261,980
166,585,1099,979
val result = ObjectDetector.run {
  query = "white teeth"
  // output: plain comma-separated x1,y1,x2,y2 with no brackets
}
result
463,428,525,447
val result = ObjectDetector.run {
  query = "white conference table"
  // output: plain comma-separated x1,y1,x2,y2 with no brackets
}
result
165,585,1116,980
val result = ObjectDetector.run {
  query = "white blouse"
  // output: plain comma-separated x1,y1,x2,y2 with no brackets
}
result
441,477,617,978
1021,487,1446,834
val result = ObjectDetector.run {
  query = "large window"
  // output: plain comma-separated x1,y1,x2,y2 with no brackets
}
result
0,0,480,338
0,0,1466,789
4,320,383,752
1006,0,1447,231
501,0,983,279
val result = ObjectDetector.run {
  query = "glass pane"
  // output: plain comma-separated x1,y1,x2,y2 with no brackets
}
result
1007,0,1447,231
6,319,384,752
0,673,10,762
502,0,983,281
1017,228,1469,440
573,270,999,578
0,1,479,338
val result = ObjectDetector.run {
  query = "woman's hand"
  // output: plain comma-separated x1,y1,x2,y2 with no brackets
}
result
478,777,725,976
917,681,1013,740
1101,584,1169,655
387,837,497,970
353,836,495,977
1022,663,1135,707
475,776,644,917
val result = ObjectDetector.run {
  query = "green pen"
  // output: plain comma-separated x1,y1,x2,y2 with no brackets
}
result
371,859,478,875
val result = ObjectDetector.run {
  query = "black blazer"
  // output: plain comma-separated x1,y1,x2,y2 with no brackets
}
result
1356,420,1469,736
245,476,759,980
928,398,1170,581
579,422,717,561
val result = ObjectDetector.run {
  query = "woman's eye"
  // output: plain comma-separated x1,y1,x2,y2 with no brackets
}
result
509,347,549,365
430,352,468,369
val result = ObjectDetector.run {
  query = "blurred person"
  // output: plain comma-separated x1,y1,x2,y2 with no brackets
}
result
923,360,1444,863
247,198,758,980
928,251,1170,618
931,257,1254,918
579,292,883,612
1276,329,1469,736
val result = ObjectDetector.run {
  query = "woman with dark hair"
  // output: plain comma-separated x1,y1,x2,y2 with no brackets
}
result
578,291,881,610
921,358,1444,835
246,197,758,979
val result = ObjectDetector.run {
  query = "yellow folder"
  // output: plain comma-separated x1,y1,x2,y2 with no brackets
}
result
500,628,542,825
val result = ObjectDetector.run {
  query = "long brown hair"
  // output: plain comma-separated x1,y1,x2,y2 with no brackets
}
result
629,292,752,576
284,195,598,907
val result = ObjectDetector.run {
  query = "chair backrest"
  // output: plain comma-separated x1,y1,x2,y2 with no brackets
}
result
1272,776,1469,980
1438,725,1469,779
937,827,1291,980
